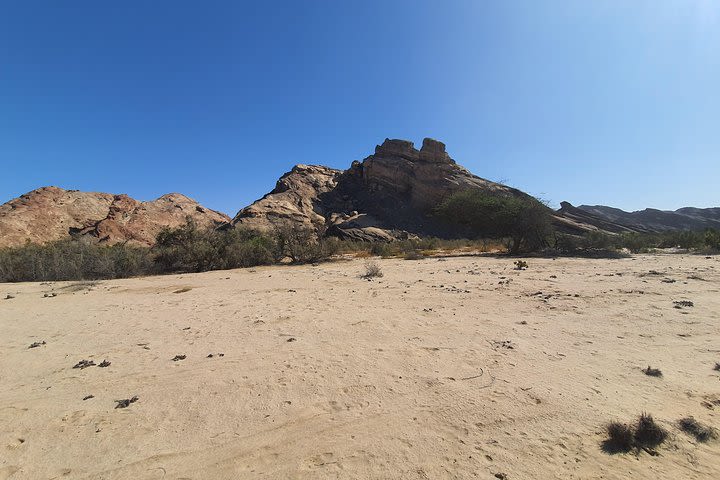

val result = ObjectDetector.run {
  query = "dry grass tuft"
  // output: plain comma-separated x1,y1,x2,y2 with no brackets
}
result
634,413,667,448
678,417,717,443
642,366,663,377
361,261,383,279
603,422,634,453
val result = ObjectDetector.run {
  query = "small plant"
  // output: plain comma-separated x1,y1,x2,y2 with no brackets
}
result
361,261,383,279
673,300,694,308
604,422,634,453
713,362,720,371
642,366,663,377
513,260,528,270
634,413,667,449
678,417,717,443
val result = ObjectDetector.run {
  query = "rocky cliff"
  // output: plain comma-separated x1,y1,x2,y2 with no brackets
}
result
0,187,229,248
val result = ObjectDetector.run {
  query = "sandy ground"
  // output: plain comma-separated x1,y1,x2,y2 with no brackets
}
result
1,253,719,480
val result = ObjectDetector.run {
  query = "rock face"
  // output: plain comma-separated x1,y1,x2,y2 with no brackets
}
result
0,187,229,248
231,138,539,240
231,164,343,232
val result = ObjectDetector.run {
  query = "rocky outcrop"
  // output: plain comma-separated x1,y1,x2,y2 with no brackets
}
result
0,187,229,248
230,138,540,241
231,164,342,232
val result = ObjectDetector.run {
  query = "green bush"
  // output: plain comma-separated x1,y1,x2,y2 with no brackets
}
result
434,190,553,253
153,221,279,272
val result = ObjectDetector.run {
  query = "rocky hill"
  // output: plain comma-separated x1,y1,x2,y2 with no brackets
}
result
233,138,595,240
0,187,229,248
555,202,720,233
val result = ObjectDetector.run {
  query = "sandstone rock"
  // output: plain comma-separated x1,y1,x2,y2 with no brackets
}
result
0,187,229,248
231,164,342,233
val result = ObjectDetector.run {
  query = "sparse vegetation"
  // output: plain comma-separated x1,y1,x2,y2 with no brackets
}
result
604,422,635,453
555,228,720,256
642,366,663,378
678,417,717,442
634,413,667,449
602,413,667,454
0,239,153,282
361,261,383,279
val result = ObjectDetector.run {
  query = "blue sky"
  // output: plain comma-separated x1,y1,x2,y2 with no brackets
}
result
1,0,718,215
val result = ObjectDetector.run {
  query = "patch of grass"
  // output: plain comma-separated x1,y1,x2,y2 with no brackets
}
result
678,417,717,443
361,261,383,279
634,413,667,449
173,287,192,294
642,366,663,378
713,362,720,372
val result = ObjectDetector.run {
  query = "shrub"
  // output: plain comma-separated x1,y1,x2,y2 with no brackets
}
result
434,190,553,254
604,422,635,453
271,223,339,263
0,239,153,282
642,366,663,378
361,261,383,279
678,417,717,442
153,221,278,272
602,413,668,454
634,413,667,448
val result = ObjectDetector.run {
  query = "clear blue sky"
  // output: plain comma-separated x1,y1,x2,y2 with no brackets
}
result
1,1,718,215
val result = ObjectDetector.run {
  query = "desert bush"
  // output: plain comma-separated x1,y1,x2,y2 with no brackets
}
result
361,261,383,279
602,413,668,454
271,223,339,263
604,422,635,453
634,413,667,448
0,239,154,282
434,190,553,254
153,221,278,272
642,366,663,378
678,417,717,443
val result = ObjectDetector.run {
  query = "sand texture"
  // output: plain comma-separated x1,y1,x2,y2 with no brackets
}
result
1,254,719,479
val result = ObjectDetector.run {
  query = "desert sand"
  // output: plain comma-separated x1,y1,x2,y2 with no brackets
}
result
1,253,719,479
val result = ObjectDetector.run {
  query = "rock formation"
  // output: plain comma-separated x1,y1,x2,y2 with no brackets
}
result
232,138,541,240
0,186,229,248
231,164,342,232
3,138,716,249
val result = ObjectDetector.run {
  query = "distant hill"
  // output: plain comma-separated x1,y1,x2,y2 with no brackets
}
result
0,186,229,248
573,204,720,233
